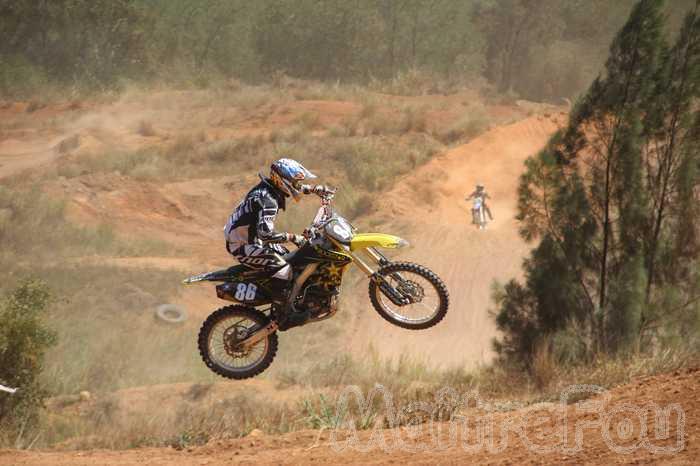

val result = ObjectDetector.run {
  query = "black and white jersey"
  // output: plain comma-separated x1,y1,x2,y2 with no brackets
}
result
224,178,288,250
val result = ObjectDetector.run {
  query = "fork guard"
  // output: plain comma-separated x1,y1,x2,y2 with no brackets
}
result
372,273,411,306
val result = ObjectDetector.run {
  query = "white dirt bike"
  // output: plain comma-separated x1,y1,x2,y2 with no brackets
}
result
472,197,488,230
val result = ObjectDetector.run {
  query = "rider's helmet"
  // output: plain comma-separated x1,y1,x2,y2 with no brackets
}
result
476,183,484,192
269,158,317,201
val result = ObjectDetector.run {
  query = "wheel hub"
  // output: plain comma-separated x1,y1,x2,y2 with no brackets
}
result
398,280,424,303
223,325,251,357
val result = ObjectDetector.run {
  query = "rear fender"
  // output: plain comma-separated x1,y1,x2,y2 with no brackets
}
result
183,265,249,284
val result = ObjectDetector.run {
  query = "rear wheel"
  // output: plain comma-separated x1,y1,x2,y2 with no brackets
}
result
198,305,278,379
369,262,449,330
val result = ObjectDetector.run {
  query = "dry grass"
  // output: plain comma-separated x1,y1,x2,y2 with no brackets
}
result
0,186,167,263
22,338,697,451
530,343,557,390
370,67,437,96
398,105,429,133
434,103,491,144
295,111,321,132
39,390,300,450
136,120,156,137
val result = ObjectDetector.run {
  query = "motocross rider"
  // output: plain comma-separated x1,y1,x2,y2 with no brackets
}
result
224,159,328,290
466,184,494,223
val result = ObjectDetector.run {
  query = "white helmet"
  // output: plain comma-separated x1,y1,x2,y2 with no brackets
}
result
269,158,317,201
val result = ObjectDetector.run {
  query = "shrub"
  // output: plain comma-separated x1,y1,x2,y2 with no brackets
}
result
0,279,57,447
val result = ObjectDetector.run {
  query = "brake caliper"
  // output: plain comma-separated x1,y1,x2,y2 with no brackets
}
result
373,274,411,306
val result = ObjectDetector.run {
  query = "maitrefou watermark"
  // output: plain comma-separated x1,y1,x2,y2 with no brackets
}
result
326,384,685,455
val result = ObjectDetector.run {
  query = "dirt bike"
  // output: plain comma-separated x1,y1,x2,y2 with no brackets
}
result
472,197,488,230
184,188,449,380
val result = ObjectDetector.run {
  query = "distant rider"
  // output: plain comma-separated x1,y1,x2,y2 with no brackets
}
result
465,184,493,223
224,158,329,289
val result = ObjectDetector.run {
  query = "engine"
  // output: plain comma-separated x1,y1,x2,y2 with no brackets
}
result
300,285,339,319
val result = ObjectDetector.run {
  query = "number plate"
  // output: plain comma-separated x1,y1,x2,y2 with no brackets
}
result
234,283,258,301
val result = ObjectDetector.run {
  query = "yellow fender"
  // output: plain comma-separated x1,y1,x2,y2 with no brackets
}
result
350,233,409,251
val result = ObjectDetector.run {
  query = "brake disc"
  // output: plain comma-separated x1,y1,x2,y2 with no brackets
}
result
223,324,252,357
398,280,425,303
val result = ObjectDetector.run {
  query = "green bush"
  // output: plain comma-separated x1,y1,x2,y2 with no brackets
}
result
0,279,57,447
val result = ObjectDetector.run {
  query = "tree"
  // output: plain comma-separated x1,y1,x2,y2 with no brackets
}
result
476,0,563,95
641,1,700,323
494,0,700,365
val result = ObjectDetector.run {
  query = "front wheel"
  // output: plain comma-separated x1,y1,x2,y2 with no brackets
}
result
198,305,278,379
369,262,449,330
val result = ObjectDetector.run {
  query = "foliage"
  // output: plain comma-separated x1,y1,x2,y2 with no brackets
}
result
0,279,57,447
494,0,700,367
3,1,694,100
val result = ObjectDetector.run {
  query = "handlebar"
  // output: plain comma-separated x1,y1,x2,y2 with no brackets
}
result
309,185,338,229
313,185,337,200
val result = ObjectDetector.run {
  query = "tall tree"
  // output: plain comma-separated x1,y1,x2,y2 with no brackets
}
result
494,0,700,364
640,1,700,336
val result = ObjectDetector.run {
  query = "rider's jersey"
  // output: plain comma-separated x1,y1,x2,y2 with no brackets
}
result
467,189,490,199
467,190,490,208
224,177,288,250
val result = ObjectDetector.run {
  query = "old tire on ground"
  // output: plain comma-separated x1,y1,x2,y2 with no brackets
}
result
154,304,188,324
198,305,278,380
369,261,449,330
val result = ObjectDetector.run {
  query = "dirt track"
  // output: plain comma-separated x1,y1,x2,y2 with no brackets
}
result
4,367,697,465
7,94,692,465
349,114,566,366
1,92,562,369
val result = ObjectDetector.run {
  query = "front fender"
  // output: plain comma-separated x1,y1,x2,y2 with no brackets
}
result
350,233,409,252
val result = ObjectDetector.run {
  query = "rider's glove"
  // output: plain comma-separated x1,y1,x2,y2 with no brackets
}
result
315,185,337,195
302,184,336,196
286,233,305,246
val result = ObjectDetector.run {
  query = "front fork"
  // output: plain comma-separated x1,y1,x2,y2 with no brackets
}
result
336,241,410,306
